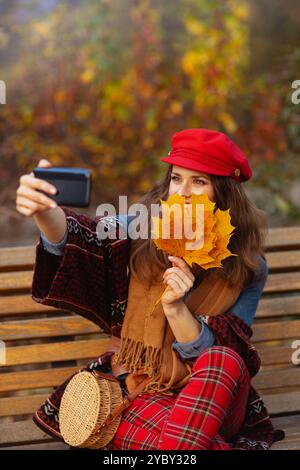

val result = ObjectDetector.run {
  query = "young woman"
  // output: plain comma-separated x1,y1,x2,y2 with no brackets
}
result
16,128,284,450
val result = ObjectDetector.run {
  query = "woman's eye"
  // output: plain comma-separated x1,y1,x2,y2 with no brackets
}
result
194,180,206,185
171,176,180,182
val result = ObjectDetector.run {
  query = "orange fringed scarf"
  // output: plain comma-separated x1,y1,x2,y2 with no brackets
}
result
112,269,242,395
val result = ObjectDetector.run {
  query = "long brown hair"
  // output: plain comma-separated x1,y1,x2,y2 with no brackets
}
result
129,165,267,290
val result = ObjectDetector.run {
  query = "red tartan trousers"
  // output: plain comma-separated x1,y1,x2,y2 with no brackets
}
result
111,346,251,450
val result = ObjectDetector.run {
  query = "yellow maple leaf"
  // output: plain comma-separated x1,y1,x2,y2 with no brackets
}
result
152,193,236,269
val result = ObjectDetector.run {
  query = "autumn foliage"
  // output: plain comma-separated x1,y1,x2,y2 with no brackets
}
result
0,0,300,223
0,0,249,202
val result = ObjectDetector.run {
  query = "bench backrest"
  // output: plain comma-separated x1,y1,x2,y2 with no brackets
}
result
0,226,300,422
252,227,300,416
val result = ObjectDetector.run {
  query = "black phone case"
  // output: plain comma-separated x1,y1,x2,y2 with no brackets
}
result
33,167,92,207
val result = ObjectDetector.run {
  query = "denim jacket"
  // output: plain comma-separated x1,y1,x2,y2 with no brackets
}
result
40,213,268,360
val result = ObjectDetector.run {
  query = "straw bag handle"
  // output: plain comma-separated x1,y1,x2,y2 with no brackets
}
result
100,375,152,428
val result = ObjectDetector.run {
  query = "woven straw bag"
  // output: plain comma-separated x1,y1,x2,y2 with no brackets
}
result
59,370,150,449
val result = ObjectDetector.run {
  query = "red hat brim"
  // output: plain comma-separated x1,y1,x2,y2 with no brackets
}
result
160,156,247,182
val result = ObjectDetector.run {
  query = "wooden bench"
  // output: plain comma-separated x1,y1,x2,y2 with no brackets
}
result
0,226,300,450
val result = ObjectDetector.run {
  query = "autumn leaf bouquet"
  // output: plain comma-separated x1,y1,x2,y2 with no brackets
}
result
151,193,237,270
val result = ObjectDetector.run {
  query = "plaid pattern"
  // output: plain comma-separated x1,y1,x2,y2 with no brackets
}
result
206,312,261,378
109,346,250,450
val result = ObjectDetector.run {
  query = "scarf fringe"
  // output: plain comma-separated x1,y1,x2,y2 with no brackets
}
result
112,337,163,377
143,380,175,395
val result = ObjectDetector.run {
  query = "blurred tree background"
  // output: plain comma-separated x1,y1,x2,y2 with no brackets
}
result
0,0,299,246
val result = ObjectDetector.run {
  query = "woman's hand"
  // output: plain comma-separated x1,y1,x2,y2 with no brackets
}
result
16,159,58,217
16,159,67,243
161,256,195,309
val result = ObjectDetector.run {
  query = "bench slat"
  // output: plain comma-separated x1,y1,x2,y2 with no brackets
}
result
1,442,69,450
256,295,300,318
253,319,300,342
3,341,294,368
1,292,300,321
271,415,300,450
5,338,109,366
0,271,32,293
4,313,298,346
272,414,300,433
253,367,300,390
0,315,100,341
1,390,298,419
0,295,59,317
265,226,300,250
0,419,55,446
2,270,300,296
256,346,295,366
1,416,299,450
1,225,297,265
264,272,300,294
271,440,300,450
1,294,300,322
262,391,300,415
265,250,300,271
0,394,49,417
0,366,79,393
0,246,36,271
0,226,298,270
2,362,299,394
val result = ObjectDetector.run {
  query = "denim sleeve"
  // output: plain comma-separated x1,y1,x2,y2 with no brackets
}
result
172,318,215,359
230,256,269,326
40,230,67,256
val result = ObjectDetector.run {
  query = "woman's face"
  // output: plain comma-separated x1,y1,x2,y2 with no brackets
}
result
168,165,215,203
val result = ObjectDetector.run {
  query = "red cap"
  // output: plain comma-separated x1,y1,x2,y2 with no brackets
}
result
160,129,252,183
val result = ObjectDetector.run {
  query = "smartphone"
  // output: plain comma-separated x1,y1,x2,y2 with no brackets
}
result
33,167,92,207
